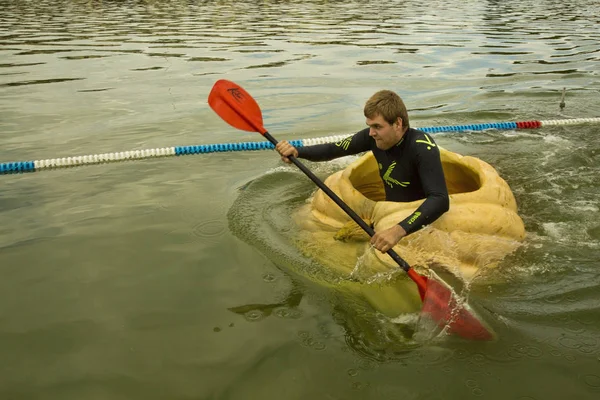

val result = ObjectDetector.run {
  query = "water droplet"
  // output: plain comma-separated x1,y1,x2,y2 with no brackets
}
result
274,308,290,318
583,374,600,388
565,354,577,362
578,346,595,354
466,379,479,388
313,342,326,351
471,353,486,365
472,388,484,397
351,381,369,390
262,273,277,282
192,220,226,239
580,337,598,347
508,344,526,359
559,336,581,349
526,346,543,358
347,368,358,377
565,321,585,334
297,331,310,340
244,310,264,321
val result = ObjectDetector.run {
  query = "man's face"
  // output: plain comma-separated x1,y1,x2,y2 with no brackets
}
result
366,114,403,150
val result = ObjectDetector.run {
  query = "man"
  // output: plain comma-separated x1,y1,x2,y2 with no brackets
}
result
275,90,449,254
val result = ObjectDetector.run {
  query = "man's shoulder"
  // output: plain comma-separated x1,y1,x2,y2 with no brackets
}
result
406,128,438,151
407,127,433,140
354,127,371,138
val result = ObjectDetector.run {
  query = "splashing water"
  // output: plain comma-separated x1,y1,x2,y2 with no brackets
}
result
349,244,404,284
413,269,496,342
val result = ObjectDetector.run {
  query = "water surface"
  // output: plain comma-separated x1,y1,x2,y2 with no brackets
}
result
1,1,600,399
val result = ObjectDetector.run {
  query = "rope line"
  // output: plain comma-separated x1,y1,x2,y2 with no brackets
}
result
2,118,599,175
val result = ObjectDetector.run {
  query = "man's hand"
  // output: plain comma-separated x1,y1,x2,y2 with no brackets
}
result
370,224,407,253
275,140,299,164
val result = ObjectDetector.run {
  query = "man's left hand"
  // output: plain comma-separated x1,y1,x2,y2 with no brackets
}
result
370,225,407,253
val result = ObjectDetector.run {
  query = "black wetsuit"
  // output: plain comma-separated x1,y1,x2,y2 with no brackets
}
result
297,128,449,235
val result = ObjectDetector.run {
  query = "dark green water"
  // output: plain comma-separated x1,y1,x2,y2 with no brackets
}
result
1,0,599,399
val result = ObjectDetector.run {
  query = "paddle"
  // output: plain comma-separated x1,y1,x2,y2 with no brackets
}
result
208,79,493,341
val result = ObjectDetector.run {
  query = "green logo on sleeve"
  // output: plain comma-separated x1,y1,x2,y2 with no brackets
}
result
407,212,421,225
335,137,352,150
415,134,436,150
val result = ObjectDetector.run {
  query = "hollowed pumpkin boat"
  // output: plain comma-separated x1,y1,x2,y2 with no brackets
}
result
291,148,526,316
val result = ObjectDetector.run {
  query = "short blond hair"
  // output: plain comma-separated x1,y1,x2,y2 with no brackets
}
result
363,90,410,129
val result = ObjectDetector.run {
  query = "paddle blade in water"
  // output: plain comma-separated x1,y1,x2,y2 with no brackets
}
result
208,79,266,134
418,272,495,341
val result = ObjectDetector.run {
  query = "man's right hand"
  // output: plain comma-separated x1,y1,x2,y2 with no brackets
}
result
275,140,299,164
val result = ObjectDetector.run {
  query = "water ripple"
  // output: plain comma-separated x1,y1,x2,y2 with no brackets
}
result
1,0,598,99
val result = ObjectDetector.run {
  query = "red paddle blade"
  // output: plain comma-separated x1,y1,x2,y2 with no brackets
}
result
208,79,267,134
408,269,494,341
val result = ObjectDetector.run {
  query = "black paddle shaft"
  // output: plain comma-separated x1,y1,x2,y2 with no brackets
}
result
264,132,411,273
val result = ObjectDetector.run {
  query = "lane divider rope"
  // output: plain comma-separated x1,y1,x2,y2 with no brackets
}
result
2,117,599,175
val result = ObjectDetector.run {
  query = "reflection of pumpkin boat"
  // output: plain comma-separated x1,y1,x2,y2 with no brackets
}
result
292,148,525,316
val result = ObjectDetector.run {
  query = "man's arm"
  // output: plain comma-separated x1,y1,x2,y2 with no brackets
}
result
277,129,371,163
398,137,449,235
